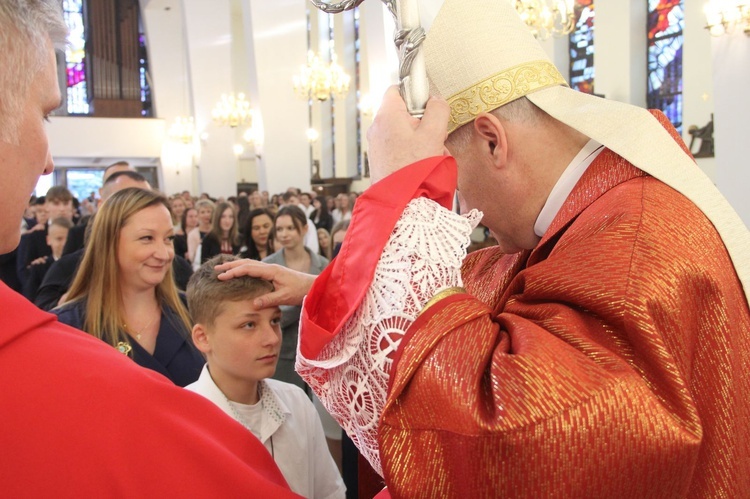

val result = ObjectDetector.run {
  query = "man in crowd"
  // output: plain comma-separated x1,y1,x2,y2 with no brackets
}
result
0,1,298,495
298,192,315,218
15,185,73,283
219,0,750,497
62,160,134,255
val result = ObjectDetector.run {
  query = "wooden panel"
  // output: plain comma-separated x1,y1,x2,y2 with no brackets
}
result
87,0,144,117
90,98,142,118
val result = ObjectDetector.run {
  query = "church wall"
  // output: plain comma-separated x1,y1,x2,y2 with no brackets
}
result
141,0,195,195
44,0,747,226
711,33,750,227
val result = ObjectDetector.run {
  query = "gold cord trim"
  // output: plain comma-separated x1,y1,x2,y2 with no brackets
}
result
446,60,568,133
418,287,467,318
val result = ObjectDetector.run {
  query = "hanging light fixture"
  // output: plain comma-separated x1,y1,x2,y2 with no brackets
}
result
512,0,577,40
704,0,750,37
168,116,195,144
211,93,253,128
293,50,351,102
306,128,320,143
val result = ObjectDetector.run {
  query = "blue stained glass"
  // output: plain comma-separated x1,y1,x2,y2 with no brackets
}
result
569,1,595,94
138,32,153,117
647,0,684,132
62,0,89,115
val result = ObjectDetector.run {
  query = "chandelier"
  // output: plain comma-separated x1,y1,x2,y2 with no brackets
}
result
512,0,577,40
168,116,195,144
293,50,351,102
704,1,750,36
211,93,253,128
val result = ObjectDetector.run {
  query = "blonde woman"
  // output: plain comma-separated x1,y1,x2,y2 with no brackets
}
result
186,198,215,263
53,188,204,386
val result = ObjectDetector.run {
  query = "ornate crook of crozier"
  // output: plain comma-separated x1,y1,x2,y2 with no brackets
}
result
308,0,429,117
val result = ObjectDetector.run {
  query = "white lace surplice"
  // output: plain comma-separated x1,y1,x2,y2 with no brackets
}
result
296,197,482,476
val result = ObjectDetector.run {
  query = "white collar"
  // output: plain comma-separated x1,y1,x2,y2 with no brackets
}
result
534,139,604,238
189,365,290,442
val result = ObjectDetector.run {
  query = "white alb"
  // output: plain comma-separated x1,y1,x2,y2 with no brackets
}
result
297,197,482,475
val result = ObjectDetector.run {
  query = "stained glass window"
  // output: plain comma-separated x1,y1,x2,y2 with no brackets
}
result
62,0,89,115
569,0,595,94
139,30,153,117
62,0,153,118
647,0,684,133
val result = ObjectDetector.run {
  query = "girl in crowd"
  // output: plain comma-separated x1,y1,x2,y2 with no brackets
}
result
239,208,275,261
310,195,333,233
317,228,331,261
170,196,186,233
195,202,241,268
262,205,328,389
53,188,204,387
174,207,198,261
187,199,214,262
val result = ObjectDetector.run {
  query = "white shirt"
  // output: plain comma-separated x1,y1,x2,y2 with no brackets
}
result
331,209,351,226
304,218,320,254
299,203,315,219
186,366,345,499
534,139,604,237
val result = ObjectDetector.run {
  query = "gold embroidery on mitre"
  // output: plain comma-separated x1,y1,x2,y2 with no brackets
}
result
446,60,568,133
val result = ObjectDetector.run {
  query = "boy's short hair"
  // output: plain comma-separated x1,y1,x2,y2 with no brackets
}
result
49,217,73,230
45,186,73,204
187,254,274,326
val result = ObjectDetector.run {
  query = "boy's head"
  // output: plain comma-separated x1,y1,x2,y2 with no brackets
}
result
46,217,73,259
187,254,282,385
44,186,74,221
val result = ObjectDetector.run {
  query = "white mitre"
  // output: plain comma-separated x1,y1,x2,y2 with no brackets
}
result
414,0,750,301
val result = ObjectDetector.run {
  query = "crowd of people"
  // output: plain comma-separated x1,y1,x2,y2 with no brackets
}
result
2,174,359,309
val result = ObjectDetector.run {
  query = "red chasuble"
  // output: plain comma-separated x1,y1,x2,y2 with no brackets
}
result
300,112,750,498
0,283,301,497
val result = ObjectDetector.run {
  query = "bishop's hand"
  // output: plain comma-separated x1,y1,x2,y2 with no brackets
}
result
215,259,315,308
367,85,450,183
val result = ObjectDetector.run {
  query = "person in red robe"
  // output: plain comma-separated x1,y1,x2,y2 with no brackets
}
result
219,0,750,497
0,2,299,495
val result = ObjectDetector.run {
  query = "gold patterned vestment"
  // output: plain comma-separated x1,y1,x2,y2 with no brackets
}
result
300,112,750,498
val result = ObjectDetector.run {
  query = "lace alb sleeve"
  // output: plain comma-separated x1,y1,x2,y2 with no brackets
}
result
297,197,482,476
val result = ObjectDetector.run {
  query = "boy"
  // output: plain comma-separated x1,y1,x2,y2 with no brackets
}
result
23,217,72,302
186,255,345,499
16,185,74,283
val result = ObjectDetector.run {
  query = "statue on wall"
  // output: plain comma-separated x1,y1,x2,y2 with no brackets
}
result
312,159,321,180
688,114,715,159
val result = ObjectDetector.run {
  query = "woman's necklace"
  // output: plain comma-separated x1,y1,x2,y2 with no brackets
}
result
122,314,157,341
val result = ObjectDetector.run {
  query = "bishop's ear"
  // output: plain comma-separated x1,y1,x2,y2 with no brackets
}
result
473,113,508,167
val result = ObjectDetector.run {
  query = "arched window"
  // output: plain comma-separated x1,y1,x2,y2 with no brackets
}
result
647,0,684,132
